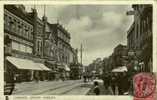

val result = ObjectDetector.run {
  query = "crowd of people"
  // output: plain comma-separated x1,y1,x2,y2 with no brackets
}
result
92,71,133,95
83,72,93,83
103,72,131,95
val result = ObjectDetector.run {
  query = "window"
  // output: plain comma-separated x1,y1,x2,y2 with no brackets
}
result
23,25,26,37
25,45,27,53
146,17,149,31
30,32,33,40
13,19,16,32
27,27,30,39
6,16,10,30
12,41,19,51
9,18,14,31
20,23,23,35
37,41,39,52
26,46,32,54
143,20,146,31
136,24,138,39
4,14,8,28
12,40,33,54
138,21,140,38
17,21,20,35
20,44,25,52
25,27,29,39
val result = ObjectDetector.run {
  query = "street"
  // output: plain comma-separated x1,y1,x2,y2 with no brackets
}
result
12,80,92,95
12,79,115,95
3,4,154,96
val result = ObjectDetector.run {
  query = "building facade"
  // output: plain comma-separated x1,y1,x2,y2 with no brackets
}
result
102,44,128,72
51,24,71,65
102,57,110,73
53,23,71,79
4,5,79,83
4,5,34,83
4,5,51,83
69,47,78,64
113,44,128,68
42,21,59,80
4,5,34,57
29,8,45,57
43,21,58,61
127,4,152,72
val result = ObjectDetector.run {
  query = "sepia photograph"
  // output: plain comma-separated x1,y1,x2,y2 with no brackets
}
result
4,4,154,96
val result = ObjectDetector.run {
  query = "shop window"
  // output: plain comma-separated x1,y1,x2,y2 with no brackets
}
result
26,46,32,54
12,41,19,51
20,44,25,52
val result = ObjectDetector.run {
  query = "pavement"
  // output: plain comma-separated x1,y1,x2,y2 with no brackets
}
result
12,80,92,95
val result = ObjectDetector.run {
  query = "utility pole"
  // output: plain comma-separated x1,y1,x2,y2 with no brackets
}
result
80,43,85,73
42,5,47,58
80,44,83,66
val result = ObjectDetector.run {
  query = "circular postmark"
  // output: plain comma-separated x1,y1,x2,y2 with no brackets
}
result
133,73,156,98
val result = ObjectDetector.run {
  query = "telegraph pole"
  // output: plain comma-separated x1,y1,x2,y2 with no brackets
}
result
80,43,85,73
42,5,47,58
80,44,83,67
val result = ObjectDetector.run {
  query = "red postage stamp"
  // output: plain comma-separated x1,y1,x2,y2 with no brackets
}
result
133,73,156,100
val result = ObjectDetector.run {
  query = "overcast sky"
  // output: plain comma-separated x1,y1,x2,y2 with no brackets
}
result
25,5,133,65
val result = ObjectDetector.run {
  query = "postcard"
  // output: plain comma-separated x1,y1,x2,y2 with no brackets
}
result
0,0,156,100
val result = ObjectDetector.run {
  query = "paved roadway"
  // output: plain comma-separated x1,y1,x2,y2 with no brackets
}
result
12,80,92,95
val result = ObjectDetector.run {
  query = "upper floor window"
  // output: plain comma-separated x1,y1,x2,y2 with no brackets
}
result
12,41,19,51
4,14,8,28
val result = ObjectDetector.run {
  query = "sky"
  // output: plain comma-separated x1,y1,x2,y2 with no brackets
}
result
25,5,133,66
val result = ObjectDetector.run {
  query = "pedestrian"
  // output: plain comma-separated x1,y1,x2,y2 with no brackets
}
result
117,72,130,95
93,81,100,95
111,73,117,95
34,71,39,83
83,75,86,83
103,73,109,89
117,73,124,95
122,72,130,94
60,73,65,81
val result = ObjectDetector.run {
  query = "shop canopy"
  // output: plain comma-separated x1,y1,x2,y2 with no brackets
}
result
112,66,128,72
35,63,51,71
7,56,50,71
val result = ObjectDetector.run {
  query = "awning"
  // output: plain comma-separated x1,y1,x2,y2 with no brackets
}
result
7,56,43,71
35,63,51,71
112,66,128,72
7,56,51,71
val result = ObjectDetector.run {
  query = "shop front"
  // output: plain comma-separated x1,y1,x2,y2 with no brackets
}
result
57,63,70,80
5,56,51,82
45,60,58,80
